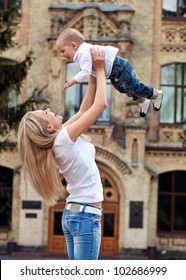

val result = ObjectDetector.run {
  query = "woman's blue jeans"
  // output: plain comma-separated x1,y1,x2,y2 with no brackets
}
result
62,206,102,260
109,56,153,100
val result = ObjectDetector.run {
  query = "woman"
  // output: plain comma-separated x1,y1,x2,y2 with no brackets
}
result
17,49,107,260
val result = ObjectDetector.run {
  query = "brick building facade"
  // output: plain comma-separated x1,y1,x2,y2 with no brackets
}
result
0,0,186,259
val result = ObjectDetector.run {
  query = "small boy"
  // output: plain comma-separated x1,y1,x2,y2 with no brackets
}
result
56,28,163,117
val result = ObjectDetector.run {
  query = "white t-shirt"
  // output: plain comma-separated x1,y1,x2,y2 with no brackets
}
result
73,42,119,83
53,126,104,203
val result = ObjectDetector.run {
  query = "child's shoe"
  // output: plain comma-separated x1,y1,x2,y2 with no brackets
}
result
137,98,151,117
151,89,163,111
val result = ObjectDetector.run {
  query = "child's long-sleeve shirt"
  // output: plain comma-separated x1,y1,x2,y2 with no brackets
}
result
73,42,119,83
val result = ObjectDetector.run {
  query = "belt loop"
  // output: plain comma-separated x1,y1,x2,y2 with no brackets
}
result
81,205,86,212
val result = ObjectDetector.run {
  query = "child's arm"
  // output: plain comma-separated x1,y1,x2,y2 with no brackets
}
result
64,52,92,90
64,78,77,90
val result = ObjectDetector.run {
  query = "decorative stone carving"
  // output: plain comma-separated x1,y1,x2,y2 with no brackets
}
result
50,15,64,37
118,20,130,38
159,126,185,147
161,21,186,53
125,101,146,127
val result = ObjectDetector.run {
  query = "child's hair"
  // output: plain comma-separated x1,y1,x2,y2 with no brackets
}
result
57,28,84,46
17,112,64,206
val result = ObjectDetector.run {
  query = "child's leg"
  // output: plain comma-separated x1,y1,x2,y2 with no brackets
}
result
110,57,154,99
151,89,163,111
110,57,163,116
135,97,151,117
134,90,163,117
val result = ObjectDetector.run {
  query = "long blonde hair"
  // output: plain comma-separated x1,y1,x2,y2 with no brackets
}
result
17,112,64,206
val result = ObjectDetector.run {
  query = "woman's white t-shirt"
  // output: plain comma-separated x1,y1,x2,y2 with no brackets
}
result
53,126,103,203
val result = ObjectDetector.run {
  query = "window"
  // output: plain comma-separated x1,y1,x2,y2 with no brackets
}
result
0,0,21,15
162,0,186,19
0,166,13,230
160,63,186,124
65,62,111,123
0,0,19,9
157,171,186,235
1,58,19,109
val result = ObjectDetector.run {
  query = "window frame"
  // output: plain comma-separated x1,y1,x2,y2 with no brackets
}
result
64,62,112,124
160,63,186,125
162,0,186,20
157,171,186,236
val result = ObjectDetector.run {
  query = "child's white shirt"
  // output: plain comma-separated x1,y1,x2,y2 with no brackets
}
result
73,42,119,83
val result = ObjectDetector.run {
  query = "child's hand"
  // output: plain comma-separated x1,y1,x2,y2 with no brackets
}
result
64,78,77,90
64,82,71,90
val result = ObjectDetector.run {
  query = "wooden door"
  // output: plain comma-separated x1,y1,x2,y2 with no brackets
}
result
48,200,67,254
100,173,119,256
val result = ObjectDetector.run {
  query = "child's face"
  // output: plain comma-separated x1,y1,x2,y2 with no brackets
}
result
56,40,77,61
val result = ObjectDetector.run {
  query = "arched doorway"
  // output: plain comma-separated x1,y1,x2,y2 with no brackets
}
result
100,169,119,256
48,169,120,256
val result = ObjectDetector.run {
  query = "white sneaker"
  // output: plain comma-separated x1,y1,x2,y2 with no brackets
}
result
138,98,151,117
152,90,163,111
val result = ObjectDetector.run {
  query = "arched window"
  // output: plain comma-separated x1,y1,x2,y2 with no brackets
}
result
0,166,13,230
162,0,186,19
160,63,186,124
65,62,111,123
157,171,186,235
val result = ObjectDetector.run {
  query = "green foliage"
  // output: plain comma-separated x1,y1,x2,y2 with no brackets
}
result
0,4,43,151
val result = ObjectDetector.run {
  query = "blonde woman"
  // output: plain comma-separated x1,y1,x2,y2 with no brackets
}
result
17,49,106,260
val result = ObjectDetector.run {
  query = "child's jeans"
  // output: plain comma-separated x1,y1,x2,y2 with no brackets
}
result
109,56,153,100
62,206,102,260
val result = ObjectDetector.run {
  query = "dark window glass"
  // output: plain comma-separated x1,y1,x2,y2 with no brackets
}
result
157,194,171,232
0,166,13,229
157,171,186,234
103,213,114,237
174,196,186,230
174,171,186,193
53,212,63,235
0,0,20,9
158,172,172,192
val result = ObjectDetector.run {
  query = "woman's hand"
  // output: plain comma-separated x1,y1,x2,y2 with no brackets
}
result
91,48,105,72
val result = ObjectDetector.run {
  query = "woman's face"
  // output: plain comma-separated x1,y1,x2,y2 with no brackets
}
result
33,108,63,133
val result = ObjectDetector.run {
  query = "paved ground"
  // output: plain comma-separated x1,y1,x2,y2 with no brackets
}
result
0,252,148,260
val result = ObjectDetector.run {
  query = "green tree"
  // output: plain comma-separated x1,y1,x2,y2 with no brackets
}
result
0,3,44,151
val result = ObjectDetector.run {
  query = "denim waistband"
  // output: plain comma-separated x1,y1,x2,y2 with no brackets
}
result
65,202,102,216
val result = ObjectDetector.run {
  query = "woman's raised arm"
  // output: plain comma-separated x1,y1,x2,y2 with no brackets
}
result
63,75,96,127
66,49,107,142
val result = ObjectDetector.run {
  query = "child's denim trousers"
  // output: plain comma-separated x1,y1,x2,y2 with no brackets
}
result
109,56,154,100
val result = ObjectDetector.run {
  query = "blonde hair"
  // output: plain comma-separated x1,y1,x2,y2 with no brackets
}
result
17,112,64,206
57,28,84,47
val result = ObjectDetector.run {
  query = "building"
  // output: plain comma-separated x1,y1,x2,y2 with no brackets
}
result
0,0,186,259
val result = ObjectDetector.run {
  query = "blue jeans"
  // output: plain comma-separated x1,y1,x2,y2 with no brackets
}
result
62,204,102,260
109,56,153,100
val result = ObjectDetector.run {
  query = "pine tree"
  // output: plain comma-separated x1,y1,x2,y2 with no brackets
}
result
0,3,43,151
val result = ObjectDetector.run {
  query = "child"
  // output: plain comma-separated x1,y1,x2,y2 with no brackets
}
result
56,28,163,117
